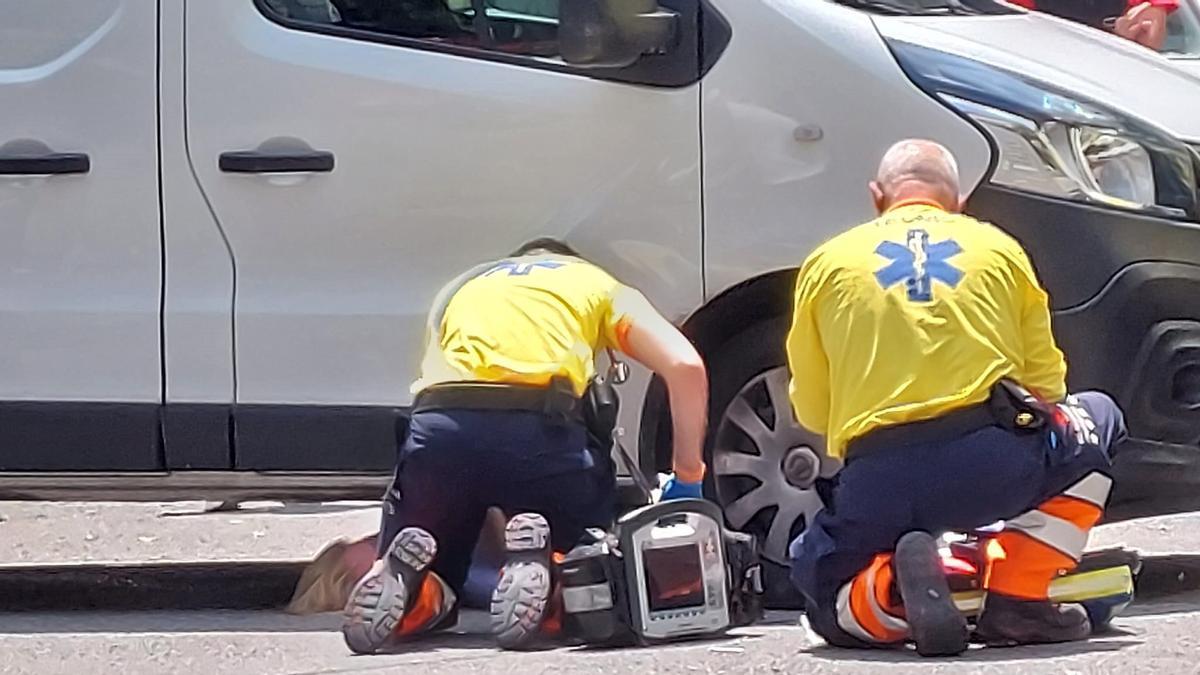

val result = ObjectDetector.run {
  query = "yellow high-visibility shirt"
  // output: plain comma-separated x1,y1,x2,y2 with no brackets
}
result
786,201,1067,460
411,253,642,397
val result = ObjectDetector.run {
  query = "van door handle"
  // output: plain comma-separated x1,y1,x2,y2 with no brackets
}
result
0,152,90,175
219,149,335,174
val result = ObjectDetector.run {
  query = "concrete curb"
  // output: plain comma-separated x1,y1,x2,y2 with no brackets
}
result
1133,554,1200,599
0,553,1197,612
0,560,306,611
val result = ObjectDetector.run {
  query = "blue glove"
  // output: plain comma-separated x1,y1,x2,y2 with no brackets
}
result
661,474,704,501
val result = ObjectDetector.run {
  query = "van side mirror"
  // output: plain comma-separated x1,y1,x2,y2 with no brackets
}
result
559,0,679,68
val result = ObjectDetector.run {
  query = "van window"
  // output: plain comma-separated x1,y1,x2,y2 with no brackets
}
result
258,0,560,57
1164,1,1200,57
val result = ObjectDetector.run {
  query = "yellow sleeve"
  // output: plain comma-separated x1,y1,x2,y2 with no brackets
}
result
785,258,831,435
1012,248,1067,402
601,283,649,352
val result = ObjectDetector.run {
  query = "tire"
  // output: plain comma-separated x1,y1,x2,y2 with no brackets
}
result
703,318,841,609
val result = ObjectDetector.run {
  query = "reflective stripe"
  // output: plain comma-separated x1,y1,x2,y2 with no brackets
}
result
1039,496,1103,530
562,583,613,614
397,572,457,636
836,582,878,643
864,567,910,635
1058,400,1101,447
836,567,909,644
1062,473,1113,509
1005,510,1089,560
987,531,1075,598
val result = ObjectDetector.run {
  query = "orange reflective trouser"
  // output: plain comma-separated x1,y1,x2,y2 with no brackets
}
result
835,553,909,644
395,572,457,638
791,391,1126,648
986,473,1111,599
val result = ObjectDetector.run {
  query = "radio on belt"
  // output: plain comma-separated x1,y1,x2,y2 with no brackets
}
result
558,499,764,646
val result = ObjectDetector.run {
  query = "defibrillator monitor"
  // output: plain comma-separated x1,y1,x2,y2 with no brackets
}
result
644,544,705,612
618,500,731,642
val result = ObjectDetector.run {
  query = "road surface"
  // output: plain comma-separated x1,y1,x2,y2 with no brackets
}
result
1,501,1199,674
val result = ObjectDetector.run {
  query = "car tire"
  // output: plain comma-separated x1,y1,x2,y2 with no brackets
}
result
703,318,840,609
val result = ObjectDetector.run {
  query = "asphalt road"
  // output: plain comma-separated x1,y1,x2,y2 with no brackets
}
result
2,502,1200,675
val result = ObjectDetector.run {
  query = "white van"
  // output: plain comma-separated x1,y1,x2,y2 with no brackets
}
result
3,0,1199,601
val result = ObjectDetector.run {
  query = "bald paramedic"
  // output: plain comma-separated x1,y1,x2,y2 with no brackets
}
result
786,140,1128,656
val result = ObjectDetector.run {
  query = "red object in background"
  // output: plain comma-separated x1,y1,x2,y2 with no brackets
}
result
940,555,979,577
1007,0,1178,12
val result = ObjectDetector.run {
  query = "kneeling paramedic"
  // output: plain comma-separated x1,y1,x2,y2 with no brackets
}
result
786,140,1128,656
341,238,710,654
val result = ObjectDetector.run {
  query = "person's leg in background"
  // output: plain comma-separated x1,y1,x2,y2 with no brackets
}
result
976,391,1127,645
342,410,488,653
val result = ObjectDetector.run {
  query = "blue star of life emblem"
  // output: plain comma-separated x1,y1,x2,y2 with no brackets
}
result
484,260,565,277
874,229,964,302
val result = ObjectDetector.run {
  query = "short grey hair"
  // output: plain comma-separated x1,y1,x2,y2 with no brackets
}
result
875,139,960,196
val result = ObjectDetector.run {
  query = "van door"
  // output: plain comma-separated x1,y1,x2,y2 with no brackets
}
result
183,0,704,471
0,1,162,470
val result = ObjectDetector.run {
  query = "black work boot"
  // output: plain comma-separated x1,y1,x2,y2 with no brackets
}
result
974,593,1092,646
894,531,970,657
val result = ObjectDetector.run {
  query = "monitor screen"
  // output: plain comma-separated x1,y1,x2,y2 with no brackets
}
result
643,544,705,612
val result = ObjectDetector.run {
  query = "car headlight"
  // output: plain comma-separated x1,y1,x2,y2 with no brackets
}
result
888,40,1198,220
946,96,1157,211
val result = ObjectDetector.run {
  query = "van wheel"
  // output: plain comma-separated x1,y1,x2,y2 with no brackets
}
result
704,319,841,609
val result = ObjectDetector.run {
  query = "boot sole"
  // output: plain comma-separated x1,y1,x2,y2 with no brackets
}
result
341,528,437,655
490,513,553,651
895,531,969,657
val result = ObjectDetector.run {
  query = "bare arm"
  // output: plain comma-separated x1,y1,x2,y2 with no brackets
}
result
612,289,708,483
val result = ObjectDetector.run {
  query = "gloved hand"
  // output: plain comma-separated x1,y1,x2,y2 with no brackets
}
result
660,474,704,501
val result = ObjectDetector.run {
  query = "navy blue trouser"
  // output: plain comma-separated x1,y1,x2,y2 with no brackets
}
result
789,391,1127,647
379,408,616,598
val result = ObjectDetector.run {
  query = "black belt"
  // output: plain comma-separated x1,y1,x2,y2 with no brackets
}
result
412,381,583,422
845,401,997,460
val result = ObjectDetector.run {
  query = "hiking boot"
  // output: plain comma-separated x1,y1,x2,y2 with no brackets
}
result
975,593,1092,646
490,513,558,650
894,531,970,657
341,527,439,655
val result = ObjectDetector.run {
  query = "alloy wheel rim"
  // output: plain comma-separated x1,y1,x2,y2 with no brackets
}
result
711,366,840,566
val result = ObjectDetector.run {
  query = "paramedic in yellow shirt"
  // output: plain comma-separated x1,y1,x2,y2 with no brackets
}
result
785,140,1127,656
340,238,709,655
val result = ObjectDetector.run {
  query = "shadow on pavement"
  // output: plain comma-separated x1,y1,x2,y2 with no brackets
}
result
158,501,377,518
2,553,1199,618
0,610,345,635
1123,590,1200,618
0,609,491,647
0,561,306,611
806,637,1139,664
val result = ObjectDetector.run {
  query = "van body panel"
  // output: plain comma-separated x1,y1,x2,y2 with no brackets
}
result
0,0,161,403
182,0,702,468
0,0,161,471
877,14,1200,141
160,0,238,409
700,0,991,299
